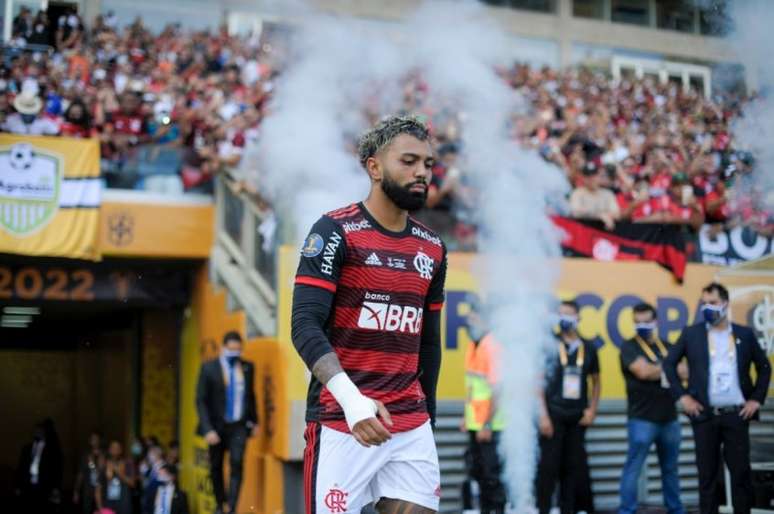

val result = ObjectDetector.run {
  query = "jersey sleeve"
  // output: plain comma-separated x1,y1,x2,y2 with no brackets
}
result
426,244,448,312
294,216,347,293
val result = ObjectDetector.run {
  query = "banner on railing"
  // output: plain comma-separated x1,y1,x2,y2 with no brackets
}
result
552,216,687,281
0,134,101,260
695,224,773,266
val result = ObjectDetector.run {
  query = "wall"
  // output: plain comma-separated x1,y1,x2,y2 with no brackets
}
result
140,310,180,446
179,267,284,514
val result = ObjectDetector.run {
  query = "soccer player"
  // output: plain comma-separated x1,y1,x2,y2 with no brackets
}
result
292,115,448,514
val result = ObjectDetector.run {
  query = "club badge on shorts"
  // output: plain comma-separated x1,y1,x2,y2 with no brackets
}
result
324,487,348,514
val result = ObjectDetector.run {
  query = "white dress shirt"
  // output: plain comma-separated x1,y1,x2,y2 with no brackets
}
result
220,356,245,422
708,325,746,407
154,484,175,514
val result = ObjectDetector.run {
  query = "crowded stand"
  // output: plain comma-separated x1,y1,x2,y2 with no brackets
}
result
2,10,771,241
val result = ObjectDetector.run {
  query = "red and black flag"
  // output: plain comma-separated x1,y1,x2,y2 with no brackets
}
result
552,216,688,281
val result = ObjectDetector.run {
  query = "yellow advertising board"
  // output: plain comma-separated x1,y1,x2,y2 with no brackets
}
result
179,268,284,514
274,247,773,450
0,134,101,260
100,196,214,258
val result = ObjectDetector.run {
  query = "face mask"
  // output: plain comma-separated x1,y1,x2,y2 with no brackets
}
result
131,442,142,457
702,303,726,325
635,322,656,340
558,315,578,333
223,349,241,364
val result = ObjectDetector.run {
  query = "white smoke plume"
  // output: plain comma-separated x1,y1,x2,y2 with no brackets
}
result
724,0,774,210
241,1,567,508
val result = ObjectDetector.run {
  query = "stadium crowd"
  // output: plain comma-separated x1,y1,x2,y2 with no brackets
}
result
1,10,771,239
2,7,279,194
14,419,187,514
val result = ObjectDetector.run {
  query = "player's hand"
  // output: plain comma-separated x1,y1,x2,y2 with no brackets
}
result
352,400,393,448
539,414,554,438
204,430,221,445
476,428,493,443
680,395,703,417
579,408,596,426
740,400,760,420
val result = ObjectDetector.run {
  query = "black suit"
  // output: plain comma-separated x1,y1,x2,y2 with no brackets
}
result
663,322,771,514
14,439,63,514
143,484,189,514
196,357,258,512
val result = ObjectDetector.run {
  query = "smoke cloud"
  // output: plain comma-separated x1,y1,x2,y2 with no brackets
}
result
241,1,567,508
725,0,774,210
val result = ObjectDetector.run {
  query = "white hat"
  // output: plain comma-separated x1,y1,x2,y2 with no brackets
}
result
13,91,42,115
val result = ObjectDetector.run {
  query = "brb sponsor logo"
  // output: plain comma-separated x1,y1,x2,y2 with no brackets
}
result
411,226,442,246
358,292,424,334
342,219,370,233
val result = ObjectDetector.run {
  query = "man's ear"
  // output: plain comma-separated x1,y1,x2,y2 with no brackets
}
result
366,156,382,182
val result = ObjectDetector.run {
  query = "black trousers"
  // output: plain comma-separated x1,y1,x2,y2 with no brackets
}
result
468,431,507,514
691,412,753,514
208,422,248,512
535,416,591,514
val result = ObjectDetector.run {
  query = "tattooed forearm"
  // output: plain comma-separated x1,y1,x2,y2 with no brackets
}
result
311,352,344,385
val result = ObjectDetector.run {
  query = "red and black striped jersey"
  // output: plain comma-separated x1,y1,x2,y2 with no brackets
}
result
294,202,447,433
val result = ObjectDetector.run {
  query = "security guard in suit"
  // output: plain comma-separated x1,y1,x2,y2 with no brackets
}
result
663,282,771,514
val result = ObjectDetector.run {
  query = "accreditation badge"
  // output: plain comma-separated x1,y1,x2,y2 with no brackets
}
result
562,366,582,400
660,371,670,389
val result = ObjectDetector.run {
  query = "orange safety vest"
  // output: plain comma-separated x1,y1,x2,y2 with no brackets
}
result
464,333,505,431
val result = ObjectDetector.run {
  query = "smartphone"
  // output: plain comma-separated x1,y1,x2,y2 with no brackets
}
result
681,185,694,205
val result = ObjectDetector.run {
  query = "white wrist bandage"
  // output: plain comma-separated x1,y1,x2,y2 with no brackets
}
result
326,372,377,430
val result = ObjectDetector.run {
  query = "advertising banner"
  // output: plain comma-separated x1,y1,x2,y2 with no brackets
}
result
0,134,101,260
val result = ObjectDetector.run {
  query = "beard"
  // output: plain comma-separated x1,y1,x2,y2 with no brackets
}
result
381,172,428,212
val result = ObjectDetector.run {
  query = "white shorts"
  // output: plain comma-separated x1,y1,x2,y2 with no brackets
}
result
303,420,441,514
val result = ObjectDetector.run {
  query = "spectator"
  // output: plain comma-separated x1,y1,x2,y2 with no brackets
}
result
96,440,136,514
634,174,705,229
55,8,84,51
14,419,63,514
143,464,189,514
569,164,620,230
72,431,104,514
12,7,33,43
167,440,180,467
60,99,95,138
27,11,52,47
3,90,60,135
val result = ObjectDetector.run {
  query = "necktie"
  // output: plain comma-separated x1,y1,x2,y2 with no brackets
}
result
161,486,168,514
227,361,236,422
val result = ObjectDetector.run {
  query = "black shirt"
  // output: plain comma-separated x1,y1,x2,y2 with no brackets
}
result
620,338,677,423
544,337,600,422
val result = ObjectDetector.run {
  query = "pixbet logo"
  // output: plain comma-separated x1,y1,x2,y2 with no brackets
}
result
342,219,371,233
358,297,423,334
411,226,442,246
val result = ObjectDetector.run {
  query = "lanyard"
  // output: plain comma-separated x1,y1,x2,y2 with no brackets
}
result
558,341,584,368
635,336,668,363
709,331,735,361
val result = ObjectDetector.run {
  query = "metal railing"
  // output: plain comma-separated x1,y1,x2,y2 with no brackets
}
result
212,173,278,336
